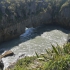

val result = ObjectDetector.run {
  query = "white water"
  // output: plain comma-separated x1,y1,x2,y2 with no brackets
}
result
0,25,69,70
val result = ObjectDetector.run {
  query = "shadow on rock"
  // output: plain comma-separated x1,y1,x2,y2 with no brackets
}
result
0,59,4,70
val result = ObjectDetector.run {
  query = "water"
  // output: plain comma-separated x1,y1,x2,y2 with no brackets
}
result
0,25,70,69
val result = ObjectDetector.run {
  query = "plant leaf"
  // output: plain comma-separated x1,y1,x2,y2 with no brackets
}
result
51,45,59,56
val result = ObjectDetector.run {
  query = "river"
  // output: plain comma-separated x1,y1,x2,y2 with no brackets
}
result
0,25,70,69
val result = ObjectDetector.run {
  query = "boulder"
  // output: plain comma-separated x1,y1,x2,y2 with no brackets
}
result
0,50,14,58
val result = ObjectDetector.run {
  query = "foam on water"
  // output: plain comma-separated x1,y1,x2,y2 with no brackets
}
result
0,26,69,70
20,27,35,37
2,27,35,70
2,52,25,70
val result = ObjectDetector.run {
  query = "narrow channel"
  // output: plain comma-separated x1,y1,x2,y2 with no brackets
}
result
0,25,70,69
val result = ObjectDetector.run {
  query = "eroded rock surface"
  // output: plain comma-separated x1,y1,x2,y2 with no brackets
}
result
0,0,70,43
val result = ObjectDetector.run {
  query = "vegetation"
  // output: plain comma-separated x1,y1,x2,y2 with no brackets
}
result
0,0,70,28
0,0,69,19
9,43,70,70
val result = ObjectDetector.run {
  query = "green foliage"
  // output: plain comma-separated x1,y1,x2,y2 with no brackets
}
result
63,43,70,54
10,43,70,70
44,55,70,70
0,0,69,27
12,56,37,70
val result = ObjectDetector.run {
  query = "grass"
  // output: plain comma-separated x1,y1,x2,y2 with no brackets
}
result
8,43,70,70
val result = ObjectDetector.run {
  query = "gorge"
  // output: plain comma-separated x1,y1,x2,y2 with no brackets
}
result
0,0,70,43
0,0,70,70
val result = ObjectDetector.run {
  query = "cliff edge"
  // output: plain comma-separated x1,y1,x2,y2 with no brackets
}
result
0,0,70,43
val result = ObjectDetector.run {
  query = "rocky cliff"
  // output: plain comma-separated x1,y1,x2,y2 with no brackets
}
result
0,0,70,43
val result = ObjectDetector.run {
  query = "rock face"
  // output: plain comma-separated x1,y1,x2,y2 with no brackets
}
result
58,1,70,29
0,22,25,43
0,59,4,70
0,0,70,43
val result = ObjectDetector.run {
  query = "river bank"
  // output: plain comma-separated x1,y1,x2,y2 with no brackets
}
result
0,25,70,70
6,42,70,70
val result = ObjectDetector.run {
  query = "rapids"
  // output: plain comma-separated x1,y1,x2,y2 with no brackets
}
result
0,25,70,70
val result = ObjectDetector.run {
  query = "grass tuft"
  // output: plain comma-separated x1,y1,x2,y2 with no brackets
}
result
9,43,70,70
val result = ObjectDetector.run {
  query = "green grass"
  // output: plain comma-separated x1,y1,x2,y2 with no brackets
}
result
9,43,70,70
